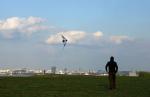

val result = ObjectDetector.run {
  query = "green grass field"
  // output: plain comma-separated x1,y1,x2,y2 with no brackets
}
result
0,74,150,97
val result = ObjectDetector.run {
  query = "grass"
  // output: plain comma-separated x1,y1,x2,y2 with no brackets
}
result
0,74,150,97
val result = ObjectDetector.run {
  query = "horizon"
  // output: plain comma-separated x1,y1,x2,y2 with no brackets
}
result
0,0,150,71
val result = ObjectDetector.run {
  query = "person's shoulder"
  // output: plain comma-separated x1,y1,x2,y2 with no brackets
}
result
107,61,110,63
114,61,117,65
106,61,110,65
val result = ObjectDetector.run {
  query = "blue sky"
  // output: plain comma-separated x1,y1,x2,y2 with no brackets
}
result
0,0,150,71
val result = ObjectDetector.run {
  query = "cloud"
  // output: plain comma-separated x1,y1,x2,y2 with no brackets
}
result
45,33,61,44
0,17,133,46
110,35,133,44
93,31,103,38
0,16,48,38
45,30,104,45
63,31,86,43
46,31,86,44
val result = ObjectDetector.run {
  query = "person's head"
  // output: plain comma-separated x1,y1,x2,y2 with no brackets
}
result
110,56,114,61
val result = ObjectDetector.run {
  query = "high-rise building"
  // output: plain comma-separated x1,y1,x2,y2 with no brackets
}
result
51,66,56,74
64,68,67,74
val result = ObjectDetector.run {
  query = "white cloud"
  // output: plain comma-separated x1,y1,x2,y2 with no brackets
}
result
46,31,86,44
110,35,133,44
93,31,103,38
63,31,86,43
0,16,48,38
46,30,105,45
0,17,133,46
45,33,61,44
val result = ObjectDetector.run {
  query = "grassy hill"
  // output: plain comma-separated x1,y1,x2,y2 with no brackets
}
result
0,74,150,97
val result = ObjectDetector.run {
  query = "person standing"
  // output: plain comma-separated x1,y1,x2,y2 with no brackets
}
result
105,56,118,90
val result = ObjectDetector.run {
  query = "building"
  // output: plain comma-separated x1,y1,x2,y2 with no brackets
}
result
51,66,56,74
0,69,10,76
11,68,34,77
129,71,139,77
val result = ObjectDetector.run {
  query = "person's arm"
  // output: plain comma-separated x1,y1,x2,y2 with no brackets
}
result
115,63,118,73
105,62,108,73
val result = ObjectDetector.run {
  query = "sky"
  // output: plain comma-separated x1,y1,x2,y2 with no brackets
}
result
0,0,150,71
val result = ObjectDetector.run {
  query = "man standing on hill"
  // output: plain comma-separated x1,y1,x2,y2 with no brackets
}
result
105,56,118,90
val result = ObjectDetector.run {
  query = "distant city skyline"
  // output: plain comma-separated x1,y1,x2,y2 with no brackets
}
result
0,0,150,71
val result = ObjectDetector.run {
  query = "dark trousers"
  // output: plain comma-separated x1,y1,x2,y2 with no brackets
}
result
108,73,116,89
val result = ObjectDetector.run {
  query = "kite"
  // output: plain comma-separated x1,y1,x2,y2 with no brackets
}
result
61,35,68,48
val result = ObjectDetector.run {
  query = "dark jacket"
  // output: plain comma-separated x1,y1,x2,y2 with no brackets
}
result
105,61,118,73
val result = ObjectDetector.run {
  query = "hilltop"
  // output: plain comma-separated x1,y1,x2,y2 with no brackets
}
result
0,73,149,97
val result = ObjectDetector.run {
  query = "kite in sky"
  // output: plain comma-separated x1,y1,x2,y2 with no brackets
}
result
61,35,68,48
